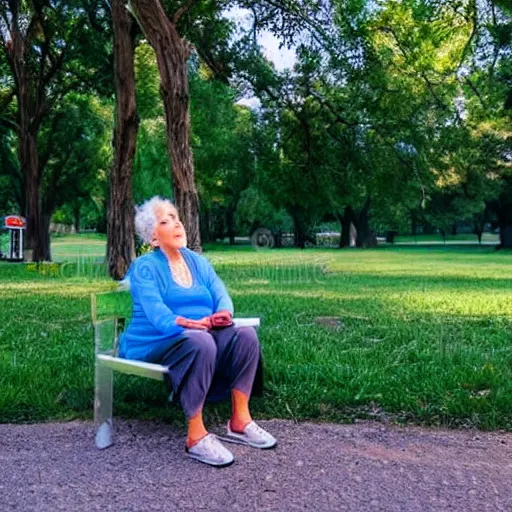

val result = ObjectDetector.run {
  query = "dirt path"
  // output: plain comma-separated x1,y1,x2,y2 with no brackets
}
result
1,419,511,511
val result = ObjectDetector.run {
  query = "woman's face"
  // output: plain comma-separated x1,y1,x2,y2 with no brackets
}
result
151,203,187,250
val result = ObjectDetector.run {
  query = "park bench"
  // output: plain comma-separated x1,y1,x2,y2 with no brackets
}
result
91,287,260,449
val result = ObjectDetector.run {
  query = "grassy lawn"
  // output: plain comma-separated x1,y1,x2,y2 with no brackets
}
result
51,233,107,262
1,237,512,431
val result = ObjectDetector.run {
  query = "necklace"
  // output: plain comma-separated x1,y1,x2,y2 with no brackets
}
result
169,257,192,288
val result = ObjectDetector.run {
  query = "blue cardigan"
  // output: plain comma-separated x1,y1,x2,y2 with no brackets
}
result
119,248,234,362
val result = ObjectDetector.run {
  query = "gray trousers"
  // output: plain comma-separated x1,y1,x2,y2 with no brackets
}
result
158,326,261,419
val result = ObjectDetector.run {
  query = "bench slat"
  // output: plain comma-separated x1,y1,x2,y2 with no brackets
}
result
97,354,167,381
233,318,260,328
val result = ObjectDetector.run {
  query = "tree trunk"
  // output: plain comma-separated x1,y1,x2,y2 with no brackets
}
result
338,215,345,248
107,0,139,280
385,231,397,244
473,212,485,244
41,210,52,262
355,217,375,248
423,222,435,235
17,47,44,260
212,210,225,241
501,224,512,248
73,203,81,233
200,207,212,243
338,207,353,248
290,209,307,249
497,192,512,249
21,129,46,261
130,0,201,253
353,197,377,248
226,206,235,245
497,205,512,249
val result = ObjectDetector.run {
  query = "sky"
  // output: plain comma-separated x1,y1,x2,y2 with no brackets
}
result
223,6,297,107
224,6,297,71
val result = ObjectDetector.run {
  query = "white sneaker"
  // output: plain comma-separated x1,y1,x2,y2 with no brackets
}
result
223,421,277,449
186,434,234,467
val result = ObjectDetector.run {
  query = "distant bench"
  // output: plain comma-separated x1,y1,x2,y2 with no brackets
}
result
91,288,260,449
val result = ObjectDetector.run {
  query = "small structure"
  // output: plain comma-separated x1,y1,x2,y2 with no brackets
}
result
1,215,26,262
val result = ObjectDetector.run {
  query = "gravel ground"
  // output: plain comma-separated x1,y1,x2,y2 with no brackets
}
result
1,419,511,511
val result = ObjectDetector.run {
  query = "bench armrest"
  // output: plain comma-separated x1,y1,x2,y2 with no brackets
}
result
233,317,260,328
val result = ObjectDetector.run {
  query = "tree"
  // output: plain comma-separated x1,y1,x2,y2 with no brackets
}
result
190,67,257,244
37,94,111,257
108,0,139,279
463,0,512,247
128,0,203,252
366,0,511,246
0,0,112,261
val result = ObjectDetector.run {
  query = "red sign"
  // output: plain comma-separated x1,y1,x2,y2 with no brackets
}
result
4,216,26,229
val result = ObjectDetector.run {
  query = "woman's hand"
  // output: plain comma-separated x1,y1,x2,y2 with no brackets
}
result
176,316,210,330
176,312,231,330
210,310,233,328
199,316,213,330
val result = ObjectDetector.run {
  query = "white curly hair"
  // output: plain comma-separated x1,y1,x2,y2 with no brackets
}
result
134,196,176,244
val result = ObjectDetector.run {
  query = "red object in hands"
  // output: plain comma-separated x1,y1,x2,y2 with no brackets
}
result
210,310,233,328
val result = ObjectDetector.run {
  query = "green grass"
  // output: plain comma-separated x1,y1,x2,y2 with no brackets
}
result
1,240,512,431
51,233,107,262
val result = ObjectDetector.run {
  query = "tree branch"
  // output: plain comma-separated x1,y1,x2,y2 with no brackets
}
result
258,0,332,46
172,0,199,24
42,45,67,89
308,90,359,127
38,111,65,174
455,0,478,71
463,76,488,110
194,36,231,84
241,0,336,57
0,116,18,131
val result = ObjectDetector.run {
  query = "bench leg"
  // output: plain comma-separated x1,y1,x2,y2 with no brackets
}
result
94,359,114,449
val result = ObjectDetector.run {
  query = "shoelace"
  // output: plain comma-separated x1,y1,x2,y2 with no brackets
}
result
200,434,226,457
245,422,268,439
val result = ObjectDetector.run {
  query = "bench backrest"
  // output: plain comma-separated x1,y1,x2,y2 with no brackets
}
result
91,290,132,357
91,289,132,323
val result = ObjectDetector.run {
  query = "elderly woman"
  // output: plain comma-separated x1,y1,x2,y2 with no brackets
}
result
119,196,276,467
